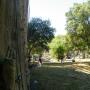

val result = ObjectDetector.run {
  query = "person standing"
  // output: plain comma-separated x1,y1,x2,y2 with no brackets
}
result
39,56,42,64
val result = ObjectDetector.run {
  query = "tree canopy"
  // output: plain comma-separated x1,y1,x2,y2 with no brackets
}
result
65,1,90,52
49,36,66,61
28,18,55,54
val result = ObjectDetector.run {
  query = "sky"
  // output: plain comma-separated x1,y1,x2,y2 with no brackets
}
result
28,0,87,36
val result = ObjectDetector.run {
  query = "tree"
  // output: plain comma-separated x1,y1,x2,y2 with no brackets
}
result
0,0,29,90
65,1,90,58
28,18,55,55
49,36,66,62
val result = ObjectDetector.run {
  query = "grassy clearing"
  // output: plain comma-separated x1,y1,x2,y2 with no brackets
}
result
30,62,90,90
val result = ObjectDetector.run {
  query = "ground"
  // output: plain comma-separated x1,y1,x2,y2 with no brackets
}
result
30,62,90,90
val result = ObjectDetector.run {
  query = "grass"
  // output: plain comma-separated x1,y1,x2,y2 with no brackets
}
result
30,62,90,90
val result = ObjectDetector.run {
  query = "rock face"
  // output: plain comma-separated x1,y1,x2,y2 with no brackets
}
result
0,0,29,90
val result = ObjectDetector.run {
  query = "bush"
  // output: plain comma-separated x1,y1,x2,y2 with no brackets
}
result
72,59,75,62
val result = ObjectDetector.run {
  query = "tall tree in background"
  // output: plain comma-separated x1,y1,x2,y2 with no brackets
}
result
66,1,90,57
49,36,66,62
28,18,55,54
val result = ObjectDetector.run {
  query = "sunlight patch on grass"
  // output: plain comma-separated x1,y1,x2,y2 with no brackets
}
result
43,64,73,68
75,69,90,74
30,63,90,90
73,63,90,74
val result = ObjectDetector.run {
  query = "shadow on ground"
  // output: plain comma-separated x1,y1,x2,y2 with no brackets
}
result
30,62,90,90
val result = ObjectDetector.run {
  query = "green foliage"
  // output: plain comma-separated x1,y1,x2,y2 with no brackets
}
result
66,1,90,51
64,35,73,51
49,36,66,60
28,18,55,54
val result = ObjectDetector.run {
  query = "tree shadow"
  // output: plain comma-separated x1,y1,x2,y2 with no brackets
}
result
30,62,90,90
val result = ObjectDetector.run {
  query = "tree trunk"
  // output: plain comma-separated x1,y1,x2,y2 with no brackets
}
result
0,0,29,90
